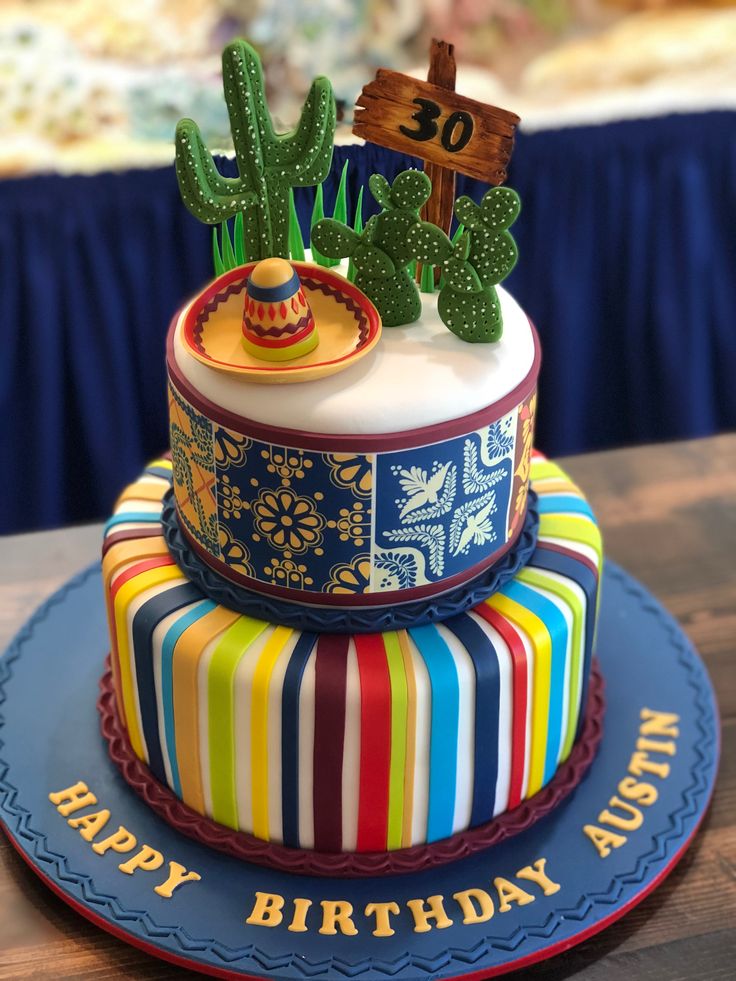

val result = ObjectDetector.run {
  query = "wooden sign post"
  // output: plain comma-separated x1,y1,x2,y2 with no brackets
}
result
353,39,520,234
420,39,458,239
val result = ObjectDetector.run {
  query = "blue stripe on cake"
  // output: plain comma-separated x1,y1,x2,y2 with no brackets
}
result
280,631,317,849
443,613,500,827
409,623,459,843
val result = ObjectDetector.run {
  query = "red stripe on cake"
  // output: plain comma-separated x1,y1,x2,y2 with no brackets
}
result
312,634,350,852
475,604,528,811
354,634,392,851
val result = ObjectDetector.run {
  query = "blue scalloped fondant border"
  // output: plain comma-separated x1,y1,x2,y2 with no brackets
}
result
161,490,540,634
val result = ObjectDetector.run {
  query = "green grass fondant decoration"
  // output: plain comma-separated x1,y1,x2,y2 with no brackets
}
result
234,211,246,265
212,227,224,276
454,187,520,286
310,182,332,267
175,39,335,262
333,160,350,225
408,223,505,343
347,184,364,284
222,219,237,271
420,261,436,294
288,188,306,261
311,169,431,327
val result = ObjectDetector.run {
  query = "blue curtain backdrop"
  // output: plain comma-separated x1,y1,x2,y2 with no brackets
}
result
2,111,735,533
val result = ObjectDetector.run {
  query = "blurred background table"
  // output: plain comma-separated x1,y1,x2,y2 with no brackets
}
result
0,432,734,979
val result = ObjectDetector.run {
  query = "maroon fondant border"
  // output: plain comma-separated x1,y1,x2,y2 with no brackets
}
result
176,497,526,606
166,305,541,454
97,657,605,878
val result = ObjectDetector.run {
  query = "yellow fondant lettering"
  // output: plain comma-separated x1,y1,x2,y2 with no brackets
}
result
319,900,359,936
493,878,535,913
154,861,201,898
364,901,401,937
628,751,670,780
452,889,494,925
598,797,643,832
66,808,110,842
407,895,453,933
636,737,676,757
617,776,658,807
640,708,680,739
287,898,312,933
246,892,285,927
515,858,561,896
92,826,137,856
49,781,97,817
118,844,164,875
583,824,627,858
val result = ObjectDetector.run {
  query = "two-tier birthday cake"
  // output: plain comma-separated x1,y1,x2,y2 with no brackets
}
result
100,38,603,872
1,33,718,981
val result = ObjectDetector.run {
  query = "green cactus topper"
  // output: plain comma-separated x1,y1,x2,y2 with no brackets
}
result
453,186,520,286
408,223,504,343
175,40,336,262
310,169,431,328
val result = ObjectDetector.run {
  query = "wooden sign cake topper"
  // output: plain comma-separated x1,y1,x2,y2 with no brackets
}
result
353,38,520,236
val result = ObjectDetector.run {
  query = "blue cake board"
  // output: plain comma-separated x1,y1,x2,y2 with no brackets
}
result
0,562,719,980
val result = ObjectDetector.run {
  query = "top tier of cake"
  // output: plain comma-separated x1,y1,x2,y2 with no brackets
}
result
171,274,537,437
167,263,539,612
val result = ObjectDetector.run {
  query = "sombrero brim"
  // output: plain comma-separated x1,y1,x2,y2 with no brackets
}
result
182,262,382,384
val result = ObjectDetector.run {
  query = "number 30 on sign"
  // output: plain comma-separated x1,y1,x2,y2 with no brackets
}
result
353,69,520,185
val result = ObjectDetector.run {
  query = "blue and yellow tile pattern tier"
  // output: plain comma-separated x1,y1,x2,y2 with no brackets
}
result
168,378,537,601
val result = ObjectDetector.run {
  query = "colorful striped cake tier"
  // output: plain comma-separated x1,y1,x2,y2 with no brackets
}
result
102,453,602,858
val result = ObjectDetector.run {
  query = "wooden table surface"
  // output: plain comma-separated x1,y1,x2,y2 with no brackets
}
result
1,434,734,979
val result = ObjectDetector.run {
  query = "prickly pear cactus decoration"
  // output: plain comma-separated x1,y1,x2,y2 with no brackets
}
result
408,223,504,343
453,187,521,286
311,169,431,327
175,39,336,262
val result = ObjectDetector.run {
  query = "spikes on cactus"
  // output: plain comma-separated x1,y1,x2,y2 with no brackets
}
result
175,38,336,264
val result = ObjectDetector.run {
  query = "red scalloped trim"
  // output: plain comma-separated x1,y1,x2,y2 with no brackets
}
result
97,657,605,878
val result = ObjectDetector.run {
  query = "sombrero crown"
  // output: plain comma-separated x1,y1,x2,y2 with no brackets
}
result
242,258,318,362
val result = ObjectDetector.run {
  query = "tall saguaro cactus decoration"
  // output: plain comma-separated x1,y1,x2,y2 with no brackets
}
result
175,40,336,262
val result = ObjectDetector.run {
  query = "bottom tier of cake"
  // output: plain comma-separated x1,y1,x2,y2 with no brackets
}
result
102,454,602,856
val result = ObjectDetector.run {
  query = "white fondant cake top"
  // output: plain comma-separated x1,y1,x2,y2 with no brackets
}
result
172,267,536,436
